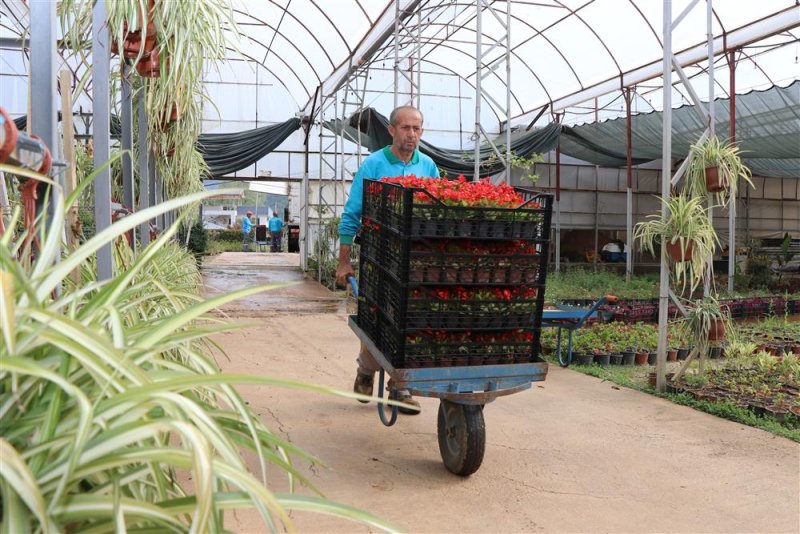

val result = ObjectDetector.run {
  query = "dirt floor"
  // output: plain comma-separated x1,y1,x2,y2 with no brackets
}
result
204,252,800,534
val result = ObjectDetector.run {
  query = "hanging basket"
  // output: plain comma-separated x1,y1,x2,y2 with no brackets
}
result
665,240,694,262
122,0,158,58
707,318,726,341
135,48,161,78
704,165,724,193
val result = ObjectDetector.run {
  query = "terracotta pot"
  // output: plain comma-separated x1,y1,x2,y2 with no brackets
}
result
665,240,694,262
135,48,160,77
667,349,678,362
705,165,724,192
168,102,179,123
707,318,726,341
634,351,648,365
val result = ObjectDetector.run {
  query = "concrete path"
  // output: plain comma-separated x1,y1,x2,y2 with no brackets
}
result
205,253,800,533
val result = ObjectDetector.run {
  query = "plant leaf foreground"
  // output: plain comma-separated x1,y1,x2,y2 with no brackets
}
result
0,165,400,533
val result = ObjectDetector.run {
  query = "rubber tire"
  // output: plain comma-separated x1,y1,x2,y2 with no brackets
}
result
437,400,485,476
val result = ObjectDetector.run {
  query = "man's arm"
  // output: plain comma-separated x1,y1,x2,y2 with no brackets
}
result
336,243,353,286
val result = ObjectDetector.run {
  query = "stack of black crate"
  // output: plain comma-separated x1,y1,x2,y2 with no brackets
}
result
356,179,553,369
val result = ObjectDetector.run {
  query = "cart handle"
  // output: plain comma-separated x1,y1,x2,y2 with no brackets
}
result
605,294,618,304
347,275,358,297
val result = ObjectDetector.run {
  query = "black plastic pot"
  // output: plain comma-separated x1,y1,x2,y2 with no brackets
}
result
594,353,611,366
621,351,636,365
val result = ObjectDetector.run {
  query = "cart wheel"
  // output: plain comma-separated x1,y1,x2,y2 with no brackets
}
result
437,400,485,476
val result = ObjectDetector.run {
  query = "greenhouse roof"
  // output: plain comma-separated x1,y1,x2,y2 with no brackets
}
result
228,0,800,126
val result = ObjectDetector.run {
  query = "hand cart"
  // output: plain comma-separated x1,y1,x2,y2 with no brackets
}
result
348,276,548,476
541,295,617,367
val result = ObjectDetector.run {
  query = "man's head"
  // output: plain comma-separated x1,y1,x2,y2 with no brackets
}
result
246,211,253,216
388,106,424,157
273,212,278,217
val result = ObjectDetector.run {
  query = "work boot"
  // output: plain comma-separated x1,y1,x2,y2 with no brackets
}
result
389,388,421,415
353,371,374,403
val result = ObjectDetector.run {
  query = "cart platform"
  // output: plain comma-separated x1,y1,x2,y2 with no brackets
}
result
349,316,548,404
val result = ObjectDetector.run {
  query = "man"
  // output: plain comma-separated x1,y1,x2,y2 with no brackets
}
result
336,105,440,415
268,211,284,252
241,210,254,251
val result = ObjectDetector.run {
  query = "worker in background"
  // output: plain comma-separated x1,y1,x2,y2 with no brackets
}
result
336,105,440,415
268,211,284,252
241,210,253,252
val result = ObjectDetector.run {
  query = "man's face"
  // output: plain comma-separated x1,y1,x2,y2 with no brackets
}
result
388,109,423,153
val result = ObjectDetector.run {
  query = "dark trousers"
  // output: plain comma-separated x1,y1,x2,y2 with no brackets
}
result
270,231,282,252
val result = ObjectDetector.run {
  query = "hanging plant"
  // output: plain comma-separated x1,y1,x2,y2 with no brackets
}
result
686,295,729,346
634,194,720,292
685,135,754,207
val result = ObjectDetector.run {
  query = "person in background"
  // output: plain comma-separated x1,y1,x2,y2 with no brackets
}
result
336,105,440,415
241,210,254,252
268,211,284,252
601,240,621,262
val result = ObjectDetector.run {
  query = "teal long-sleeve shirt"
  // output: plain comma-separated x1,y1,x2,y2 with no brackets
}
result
339,146,440,245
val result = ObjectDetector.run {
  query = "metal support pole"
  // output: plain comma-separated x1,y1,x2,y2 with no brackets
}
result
92,0,113,280
656,0,673,394
727,47,737,293
138,96,150,249
704,0,715,298
148,153,156,237
30,0,59,232
555,135,561,273
625,87,634,282
121,63,135,243
504,1,511,185
473,1,483,181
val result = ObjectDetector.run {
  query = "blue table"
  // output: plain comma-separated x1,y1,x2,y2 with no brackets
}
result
541,296,615,366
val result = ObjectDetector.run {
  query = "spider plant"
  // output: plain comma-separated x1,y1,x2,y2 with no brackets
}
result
57,0,236,203
685,295,730,349
634,194,720,292
1,161,399,532
685,135,754,208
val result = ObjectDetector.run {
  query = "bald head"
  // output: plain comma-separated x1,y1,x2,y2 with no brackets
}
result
389,106,424,126
387,106,425,162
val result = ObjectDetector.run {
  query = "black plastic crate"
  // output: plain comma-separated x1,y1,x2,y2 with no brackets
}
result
360,226,546,286
356,180,553,367
372,310,542,368
362,179,552,240
360,259,542,331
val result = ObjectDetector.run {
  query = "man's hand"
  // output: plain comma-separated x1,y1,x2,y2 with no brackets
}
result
336,260,354,287
336,244,354,287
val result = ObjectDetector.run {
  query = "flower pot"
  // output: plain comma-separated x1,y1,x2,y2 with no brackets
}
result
708,346,722,359
621,350,636,365
647,351,657,365
574,353,593,366
610,353,623,365
468,354,484,366
707,318,726,341
705,165,724,193
667,349,678,362
594,353,611,366
665,240,694,262
677,347,690,360
135,48,161,78
634,351,648,365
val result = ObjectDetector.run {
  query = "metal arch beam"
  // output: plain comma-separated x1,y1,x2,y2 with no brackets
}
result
232,6,336,71
390,2,578,104
230,10,323,95
302,0,422,116
384,39,524,120
221,47,301,108
552,1,622,76
512,5,800,123
308,0,356,56
406,23,548,110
